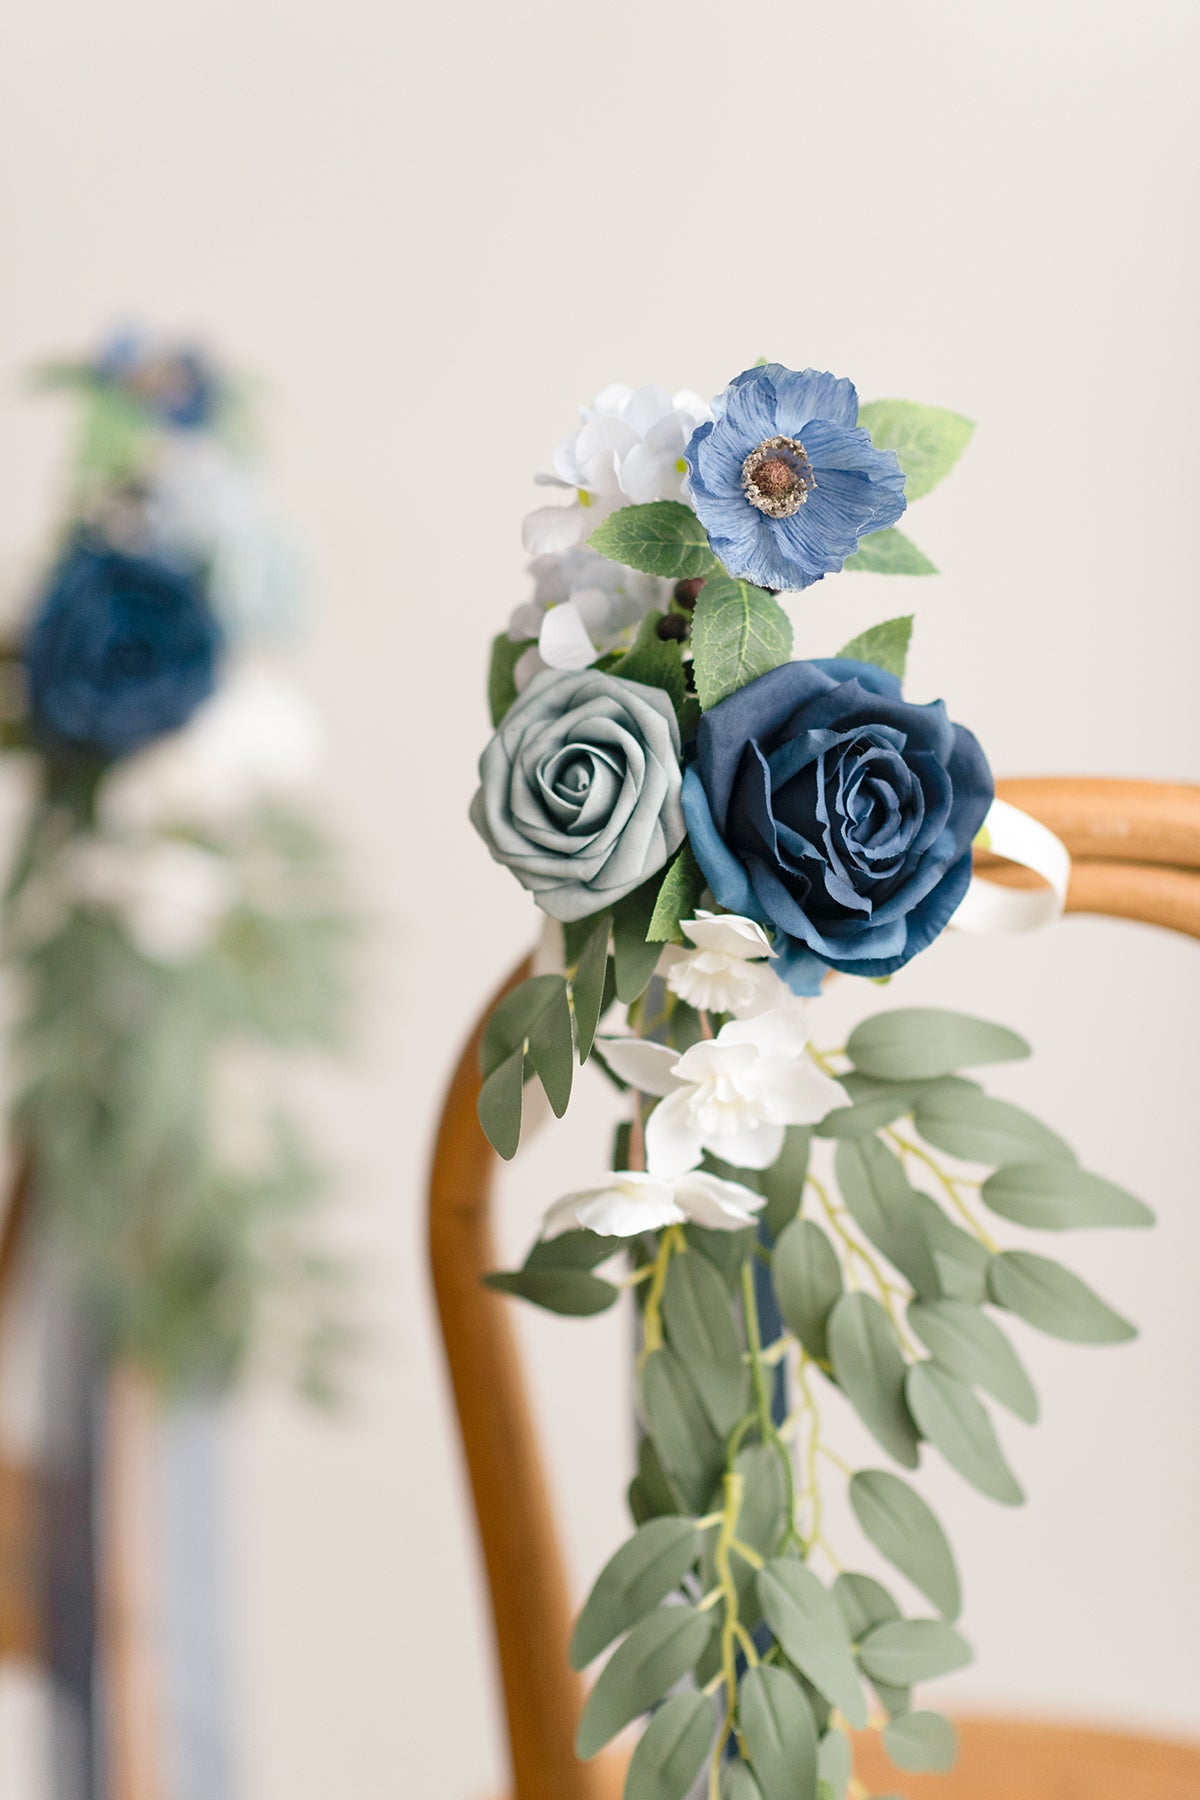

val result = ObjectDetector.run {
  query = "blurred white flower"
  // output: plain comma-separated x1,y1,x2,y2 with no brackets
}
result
66,837,237,963
603,1009,847,1179
522,384,712,555
541,1167,764,1241
99,666,321,834
508,548,669,674
662,911,790,1017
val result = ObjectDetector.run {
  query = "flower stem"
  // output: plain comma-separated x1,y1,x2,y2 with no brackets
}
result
886,1131,1000,1253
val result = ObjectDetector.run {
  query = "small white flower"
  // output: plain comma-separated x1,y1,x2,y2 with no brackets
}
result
603,1010,847,1180
508,547,669,674
541,1167,765,1241
663,910,791,1017
522,384,712,555
66,837,237,963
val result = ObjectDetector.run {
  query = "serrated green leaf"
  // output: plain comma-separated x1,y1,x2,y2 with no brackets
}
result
487,633,531,726
835,616,913,680
858,1618,971,1688
846,1010,1029,1082
661,1248,750,1436
774,1218,843,1364
647,844,707,944
857,400,974,502
833,1571,901,1643
483,1266,618,1315
913,1088,1074,1169
571,1517,701,1670
981,1162,1153,1232
843,528,936,576
883,1710,959,1774
477,1045,524,1159
641,1347,724,1513
757,1560,868,1729
739,1662,820,1800
624,1691,717,1800
760,1127,812,1239
908,1298,1038,1422
849,1470,961,1620
569,912,612,1063
834,1139,940,1296
613,878,665,1003
691,576,793,711
987,1251,1136,1344
827,1293,919,1468
904,1363,1023,1505
588,501,719,581
576,1605,714,1759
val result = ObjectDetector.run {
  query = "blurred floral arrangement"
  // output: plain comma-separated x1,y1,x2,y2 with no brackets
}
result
473,366,1152,1798
0,331,354,1395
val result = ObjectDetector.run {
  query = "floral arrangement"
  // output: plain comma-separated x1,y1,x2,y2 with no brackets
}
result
0,331,354,1393
473,365,1150,1798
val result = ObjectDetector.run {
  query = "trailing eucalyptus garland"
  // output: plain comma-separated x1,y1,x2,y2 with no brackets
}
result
472,365,1149,1798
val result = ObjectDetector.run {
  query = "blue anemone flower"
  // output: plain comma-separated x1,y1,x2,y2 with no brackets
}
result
683,365,907,591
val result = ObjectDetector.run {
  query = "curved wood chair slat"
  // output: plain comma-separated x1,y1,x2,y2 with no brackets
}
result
429,777,1200,1799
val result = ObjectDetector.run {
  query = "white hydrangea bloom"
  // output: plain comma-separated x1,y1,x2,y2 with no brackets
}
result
662,911,793,1017
508,548,669,674
603,1009,847,1179
522,384,712,555
65,837,237,963
541,1167,765,1241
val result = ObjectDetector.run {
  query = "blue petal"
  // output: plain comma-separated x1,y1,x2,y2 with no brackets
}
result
721,368,783,443
695,661,841,824
767,369,859,435
681,765,760,918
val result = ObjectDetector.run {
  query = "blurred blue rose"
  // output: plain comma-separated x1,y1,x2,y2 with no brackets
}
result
24,541,222,758
682,658,992,991
684,365,907,591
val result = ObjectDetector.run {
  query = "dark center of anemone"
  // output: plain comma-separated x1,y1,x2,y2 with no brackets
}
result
741,436,815,519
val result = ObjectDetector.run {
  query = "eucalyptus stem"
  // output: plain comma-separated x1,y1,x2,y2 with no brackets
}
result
739,1259,801,1551
887,1130,1000,1253
708,1469,751,1799
640,1224,684,1362
807,1173,913,1341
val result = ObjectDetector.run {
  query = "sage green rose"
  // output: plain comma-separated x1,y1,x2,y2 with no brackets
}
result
470,668,686,922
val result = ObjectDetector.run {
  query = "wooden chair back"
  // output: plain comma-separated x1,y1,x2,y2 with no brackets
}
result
428,778,1200,1800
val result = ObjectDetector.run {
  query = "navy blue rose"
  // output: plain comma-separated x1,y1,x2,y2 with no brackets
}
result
24,542,222,758
682,659,993,992
684,365,907,591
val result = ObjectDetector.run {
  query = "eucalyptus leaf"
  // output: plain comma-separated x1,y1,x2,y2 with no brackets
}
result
843,528,936,576
847,1011,1029,1082
624,1692,717,1800
662,1249,750,1436
576,1605,714,1759
908,1298,1038,1422
914,1088,1075,1169
524,1230,620,1272
483,1267,618,1316
857,1619,972,1687
723,1767,765,1800
981,1163,1153,1231
703,1443,789,1630
987,1251,1136,1344
774,1218,843,1364
827,1293,920,1469
849,1470,961,1620
739,1663,820,1800
904,1363,1024,1505
613,879,666,1003
760,1127,812,1239
477,1046,524,1159
833,1572,900,1643
817,1727,852,1800
691,575,793,711
527,978,575,1117
589,501,719,581
835,616,913,680
757,1559,868,1728
907,1191,992,1303
856,400,975,502
834,1139,940,1296
571,1517,701,1669
570,912,612,1063
883,1710,959,1774
648,844,707,944
641,1347,725,1512
816,1074,979,1140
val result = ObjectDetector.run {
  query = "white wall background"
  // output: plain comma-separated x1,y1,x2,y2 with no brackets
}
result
1,1,1198,1795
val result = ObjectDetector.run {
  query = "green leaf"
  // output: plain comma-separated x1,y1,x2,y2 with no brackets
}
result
913,1088,1075,1169
857,1619,972,1687
662,1250,750,1436
846,1010,1029,1082
833,1139,940,1296
856,400,975,503
723,1767,765,1800
483,1267,618,1316
480,974,573,1119
907,1191,992,1303
981,1162,1153,1232
527,980,575,1118
757,1559,868,1729
477,1046,525,1159
987,1251,1136,1344
576,1605,714,1759
588,501,719,581
816,1074,979,1140
760,1127,812,1239
739,1663,820,1800
774,1218,843,1364
569,912,612,1064
843,528,936,576
691,575,793,711
618,611,688,722
701,1443,789,1634
883,1711,959,1774
631,1433,684,1523
908,1298,1038,1422
827,1293,920,1468
624,1692,717,1800
833,1571,900,1643
571,1518,701,1670
904,1363,1023,1505
647,844,707,944
835,616,913,680
849,1471,961,1621
613,878,665,1003
641,1347,725,1513
817,1727,851,1800
487,633,531,726
525,1230,620,1272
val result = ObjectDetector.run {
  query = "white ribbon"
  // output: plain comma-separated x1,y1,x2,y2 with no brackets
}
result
950,797,1071,935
